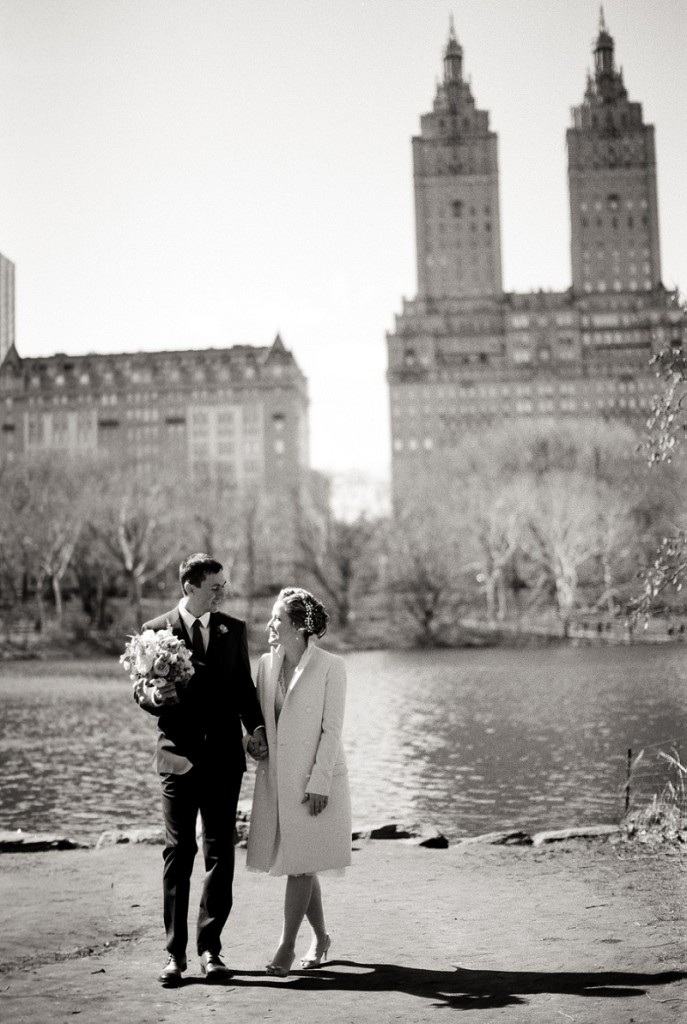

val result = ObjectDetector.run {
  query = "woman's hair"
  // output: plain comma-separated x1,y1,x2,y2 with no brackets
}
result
278,587,329,640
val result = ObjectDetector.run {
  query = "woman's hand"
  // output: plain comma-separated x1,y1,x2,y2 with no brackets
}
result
247,731,269,761
302,792,328,816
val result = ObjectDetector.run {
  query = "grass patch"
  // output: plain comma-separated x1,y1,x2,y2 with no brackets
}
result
622,748,687,844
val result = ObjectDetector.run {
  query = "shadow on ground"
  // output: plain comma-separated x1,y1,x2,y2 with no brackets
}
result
198,961,687,1012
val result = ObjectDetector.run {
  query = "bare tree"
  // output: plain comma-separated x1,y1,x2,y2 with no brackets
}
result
521,472,603,636
0,455,89,630
633,330,687,616
387,496,470,645
90,463,185,625
71,521,121,630
464,479,527,623
296,510,383,630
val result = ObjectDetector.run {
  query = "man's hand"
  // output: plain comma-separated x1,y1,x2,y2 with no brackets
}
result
153,677,179,705
301,792,328,816
132,678,148,705
248,728,268,761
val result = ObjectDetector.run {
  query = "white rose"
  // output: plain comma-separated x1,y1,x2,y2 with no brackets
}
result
135,651,155,675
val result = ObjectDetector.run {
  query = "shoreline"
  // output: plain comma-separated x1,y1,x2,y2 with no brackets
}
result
2,614,686,662
0,819,663,855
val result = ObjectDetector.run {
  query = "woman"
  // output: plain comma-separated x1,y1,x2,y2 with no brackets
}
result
246,586,352,977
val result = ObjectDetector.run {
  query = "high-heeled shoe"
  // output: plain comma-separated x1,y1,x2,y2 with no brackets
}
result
265,950,295,978
300,934,331,970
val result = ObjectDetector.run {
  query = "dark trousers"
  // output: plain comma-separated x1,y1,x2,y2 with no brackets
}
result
160,768,243,958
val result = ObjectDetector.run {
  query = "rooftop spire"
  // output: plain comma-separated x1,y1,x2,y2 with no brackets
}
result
594,9,614,75
443,14,463,83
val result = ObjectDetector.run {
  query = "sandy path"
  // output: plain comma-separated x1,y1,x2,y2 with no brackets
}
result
0,838,685,1023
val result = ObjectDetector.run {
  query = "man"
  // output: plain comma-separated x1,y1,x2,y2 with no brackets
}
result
134,553,267,986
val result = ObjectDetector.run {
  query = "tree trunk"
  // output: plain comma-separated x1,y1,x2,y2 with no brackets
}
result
34,582,46,633
484,576,496,624
51,574,63,623
496,574,508,622
130,573,144,625
96,571,110,631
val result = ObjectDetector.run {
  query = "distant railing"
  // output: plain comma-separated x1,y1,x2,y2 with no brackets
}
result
460,615,686,644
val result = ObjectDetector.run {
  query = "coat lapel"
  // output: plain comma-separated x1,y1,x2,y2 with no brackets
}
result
285,642,316,695
168,610,190,648
265,647,284,733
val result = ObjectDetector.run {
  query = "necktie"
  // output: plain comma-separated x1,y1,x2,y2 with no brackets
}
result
191,618,205,662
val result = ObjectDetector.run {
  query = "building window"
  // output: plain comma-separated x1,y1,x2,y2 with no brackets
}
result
512,349,532,364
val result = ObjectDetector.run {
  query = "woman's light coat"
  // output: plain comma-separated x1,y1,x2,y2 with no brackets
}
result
246,643,352,875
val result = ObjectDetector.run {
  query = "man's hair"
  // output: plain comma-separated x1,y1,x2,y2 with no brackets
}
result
179,553,223,592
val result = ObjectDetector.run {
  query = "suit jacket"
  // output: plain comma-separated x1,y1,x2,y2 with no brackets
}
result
134,606,264,776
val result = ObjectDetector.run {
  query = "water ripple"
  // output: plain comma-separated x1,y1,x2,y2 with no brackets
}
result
0,646,685,840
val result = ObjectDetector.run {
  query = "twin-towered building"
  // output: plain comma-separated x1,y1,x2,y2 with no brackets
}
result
0,13,684,509
387,15,685,502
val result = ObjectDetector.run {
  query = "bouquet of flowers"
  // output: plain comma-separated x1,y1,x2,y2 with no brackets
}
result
120,626,194,705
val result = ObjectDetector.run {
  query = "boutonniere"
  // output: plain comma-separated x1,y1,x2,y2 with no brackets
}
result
217,624,229,635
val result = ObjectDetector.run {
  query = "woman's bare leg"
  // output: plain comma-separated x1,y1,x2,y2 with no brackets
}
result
304,874,328,947
268,874,314,971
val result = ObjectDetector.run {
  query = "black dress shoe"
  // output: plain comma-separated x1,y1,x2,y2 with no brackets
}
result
200,951,232,982
159,954,187,986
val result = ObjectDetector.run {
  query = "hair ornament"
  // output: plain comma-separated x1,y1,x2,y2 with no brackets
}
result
304,598,315,635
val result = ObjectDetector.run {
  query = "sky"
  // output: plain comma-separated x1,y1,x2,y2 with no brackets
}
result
0,0,685,478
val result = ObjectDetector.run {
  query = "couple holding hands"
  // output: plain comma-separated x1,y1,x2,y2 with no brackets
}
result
133,552,351,986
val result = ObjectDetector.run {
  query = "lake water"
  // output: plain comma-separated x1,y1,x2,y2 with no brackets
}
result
0,645,685,842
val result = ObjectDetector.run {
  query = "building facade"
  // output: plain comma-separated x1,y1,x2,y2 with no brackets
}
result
0,334,309,492
387,15,685,503
0,252,15,367
413,19,503,301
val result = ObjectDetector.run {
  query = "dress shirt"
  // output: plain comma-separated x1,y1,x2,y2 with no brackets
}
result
178,600,210,653
176,600,265,739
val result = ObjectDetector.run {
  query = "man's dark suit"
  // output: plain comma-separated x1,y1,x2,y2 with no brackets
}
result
135,606,264,960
